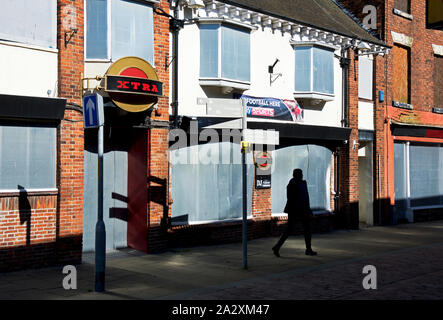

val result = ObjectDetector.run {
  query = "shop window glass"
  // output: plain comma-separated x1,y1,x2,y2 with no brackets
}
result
0,0,57,48
271,145,332,212
0,124,56,190
394,142,407,216
409,144,443,207
171,142,254,224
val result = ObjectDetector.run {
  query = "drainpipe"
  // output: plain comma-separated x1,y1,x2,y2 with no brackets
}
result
171,1,183,129
340,48,351,128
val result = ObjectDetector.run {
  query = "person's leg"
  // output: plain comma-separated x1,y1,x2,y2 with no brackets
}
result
273,215,294,256
302,216,317,255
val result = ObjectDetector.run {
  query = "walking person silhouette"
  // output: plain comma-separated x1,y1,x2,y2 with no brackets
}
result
272,169,317,257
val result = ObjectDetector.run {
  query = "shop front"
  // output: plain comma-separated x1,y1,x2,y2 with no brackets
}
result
169,95,351,246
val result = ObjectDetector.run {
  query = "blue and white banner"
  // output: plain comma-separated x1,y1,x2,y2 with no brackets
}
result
236,94,303,122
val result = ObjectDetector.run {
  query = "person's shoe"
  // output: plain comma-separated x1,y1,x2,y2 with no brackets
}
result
272,246,280,257
305,249,317,256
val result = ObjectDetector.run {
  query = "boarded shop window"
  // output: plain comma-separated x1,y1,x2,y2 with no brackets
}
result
0,125,56,190
392,45,410,104
0,0,57,48
171,142,254,224
271,145,332,212
358,55,374,100
394,142,443,211
409,144,443,207
86,0,154,63
200,24,251,82
394,0,410,13
434,55,443,108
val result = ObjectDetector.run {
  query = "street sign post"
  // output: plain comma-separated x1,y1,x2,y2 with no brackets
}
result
82,93,106,292
83,94,104,128
198,97,250,269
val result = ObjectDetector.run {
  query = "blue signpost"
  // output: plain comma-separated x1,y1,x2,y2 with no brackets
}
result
82,94,106,292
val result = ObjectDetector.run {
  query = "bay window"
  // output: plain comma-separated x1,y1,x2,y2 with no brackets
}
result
294,44,335,100
86,0,154,63
200,22,251,85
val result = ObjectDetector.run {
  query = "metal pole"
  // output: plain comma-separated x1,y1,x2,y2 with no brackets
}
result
95,124,106,292
241,99,248,270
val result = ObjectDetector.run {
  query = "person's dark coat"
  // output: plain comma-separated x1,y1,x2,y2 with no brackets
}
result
283,178,312,217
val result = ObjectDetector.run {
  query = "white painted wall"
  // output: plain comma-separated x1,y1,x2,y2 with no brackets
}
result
0,41,58,98
358,100,374,131
84,61,113,94
174,12,344,128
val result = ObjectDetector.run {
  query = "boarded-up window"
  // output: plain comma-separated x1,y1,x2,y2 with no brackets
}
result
393,45,410,104
434,55,443,108
395,0,410,13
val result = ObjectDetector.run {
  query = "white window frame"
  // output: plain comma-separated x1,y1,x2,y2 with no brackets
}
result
198,18,254,90
292,42,337,101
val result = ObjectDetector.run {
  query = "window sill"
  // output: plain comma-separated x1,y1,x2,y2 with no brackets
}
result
393,8,413,20
0,188,58,197
293,92,335,102
171,216,254,227
199,78,251,91
0,40,58,54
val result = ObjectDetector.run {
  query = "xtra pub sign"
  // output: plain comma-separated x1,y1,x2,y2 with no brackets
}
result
104,56,163,113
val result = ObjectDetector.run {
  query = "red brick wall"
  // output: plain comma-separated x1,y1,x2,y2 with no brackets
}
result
339,0,443,224
146,0,171,253
56,0,85,264
0,192,58,272
0,1,85,272
338,49,360,229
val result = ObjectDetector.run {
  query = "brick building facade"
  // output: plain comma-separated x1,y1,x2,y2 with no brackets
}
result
339,0,443,224
0,0,171,271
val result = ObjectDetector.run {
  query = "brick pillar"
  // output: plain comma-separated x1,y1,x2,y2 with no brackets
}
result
373,53,390,225
56,0,84,264
146,0,170,253
339,49,360,229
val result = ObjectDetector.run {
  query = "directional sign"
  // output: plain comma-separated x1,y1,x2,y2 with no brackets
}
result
83,94,104,129
197,97,243,117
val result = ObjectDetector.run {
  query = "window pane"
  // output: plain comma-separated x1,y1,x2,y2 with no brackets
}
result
313,47,334,94
295,47,312,92
87,0,108,59
359,56,373,100
200,24,219,78
221,25,250,82
0,125,56,190
112,0,154,63
272,145,331,212
395,0,410,13
394,142,407,216
409,144,443,207
0,0,56,48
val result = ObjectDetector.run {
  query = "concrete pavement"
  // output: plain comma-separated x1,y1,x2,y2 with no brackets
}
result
1,220,443,300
